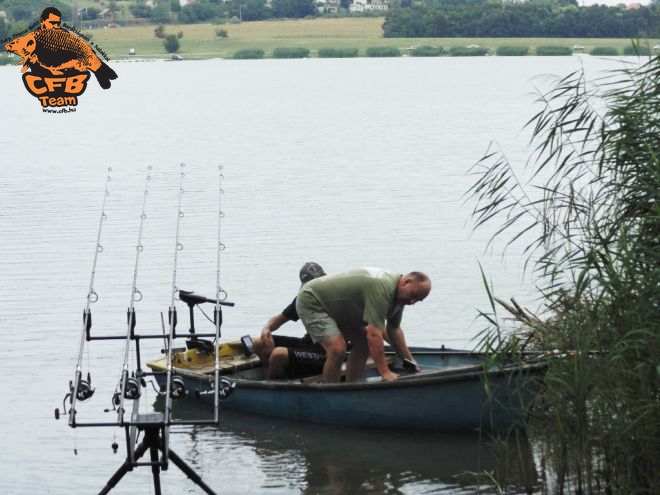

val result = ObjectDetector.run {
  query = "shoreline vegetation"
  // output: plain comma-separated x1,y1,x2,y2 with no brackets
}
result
1,18,657,63
469,52,659,493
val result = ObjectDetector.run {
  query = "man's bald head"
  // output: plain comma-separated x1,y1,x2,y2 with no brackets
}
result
396,272,431,306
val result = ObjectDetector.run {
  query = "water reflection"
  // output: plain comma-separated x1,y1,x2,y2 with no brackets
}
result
157,397,538,494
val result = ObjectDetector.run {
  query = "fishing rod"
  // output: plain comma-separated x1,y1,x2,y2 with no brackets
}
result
116,166,152,425
164,163,187,434
68,167,112,427
213,165,226,423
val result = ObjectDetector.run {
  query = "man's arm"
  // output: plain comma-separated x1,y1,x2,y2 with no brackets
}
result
386,325,420,372
260,313,289,347
366,325,398,382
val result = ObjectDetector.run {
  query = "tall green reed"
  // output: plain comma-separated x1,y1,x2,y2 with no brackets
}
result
466,55,660,493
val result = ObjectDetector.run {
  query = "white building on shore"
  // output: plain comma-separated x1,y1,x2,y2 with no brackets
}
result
317,0,341,13
349,0,389,12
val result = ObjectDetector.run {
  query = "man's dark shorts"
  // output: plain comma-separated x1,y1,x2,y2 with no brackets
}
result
273,335,325,377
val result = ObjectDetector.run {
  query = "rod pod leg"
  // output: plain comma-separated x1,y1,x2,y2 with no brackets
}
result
147,428,163,495
166,447,217,495
98,425,216,495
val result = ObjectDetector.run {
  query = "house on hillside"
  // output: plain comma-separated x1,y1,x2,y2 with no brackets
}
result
0,10,8,22
318,0,340,13
98,7,120,21
349,0,388,12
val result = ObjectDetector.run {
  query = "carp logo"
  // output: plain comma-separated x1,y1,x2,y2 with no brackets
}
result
4,7,117,110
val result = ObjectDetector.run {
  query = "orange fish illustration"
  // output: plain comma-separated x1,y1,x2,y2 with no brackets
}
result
5,28,117,89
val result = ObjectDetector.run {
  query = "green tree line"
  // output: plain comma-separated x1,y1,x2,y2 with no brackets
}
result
383,2,658,38
130,0,316,23
0,0,317,29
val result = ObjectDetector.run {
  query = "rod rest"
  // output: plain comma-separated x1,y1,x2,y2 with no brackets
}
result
179,290,234,307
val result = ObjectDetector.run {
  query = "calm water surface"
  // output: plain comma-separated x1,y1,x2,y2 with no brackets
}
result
0,55,629,493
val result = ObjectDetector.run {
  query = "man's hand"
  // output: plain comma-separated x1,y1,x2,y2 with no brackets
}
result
260,326,274,349
381,370,398,382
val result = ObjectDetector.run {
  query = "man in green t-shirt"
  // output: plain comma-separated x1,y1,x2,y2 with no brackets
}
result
296,267,431,383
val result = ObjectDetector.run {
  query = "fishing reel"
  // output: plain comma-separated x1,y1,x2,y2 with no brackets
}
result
216,377,235,400
170,375,187,400
195,377,235,401
123,376,142,400
109,375,146,410
76,372,96,401
54,372,95,420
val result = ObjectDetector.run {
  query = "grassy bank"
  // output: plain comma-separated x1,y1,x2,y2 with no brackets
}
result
61,18,659,60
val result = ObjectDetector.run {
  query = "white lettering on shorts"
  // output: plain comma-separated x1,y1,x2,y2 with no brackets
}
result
293,350,325,362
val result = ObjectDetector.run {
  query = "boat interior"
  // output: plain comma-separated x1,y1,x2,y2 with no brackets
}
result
147,336,488,384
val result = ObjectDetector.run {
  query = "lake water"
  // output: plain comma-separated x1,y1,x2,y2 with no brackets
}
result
0,55,631,493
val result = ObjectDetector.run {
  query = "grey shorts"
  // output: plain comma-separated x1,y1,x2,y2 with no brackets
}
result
295,289,342,344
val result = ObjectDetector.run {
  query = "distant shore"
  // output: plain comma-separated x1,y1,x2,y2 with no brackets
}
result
2,18,658,62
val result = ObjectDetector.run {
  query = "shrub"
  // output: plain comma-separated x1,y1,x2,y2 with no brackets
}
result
273,47,310,58
318,48,359,58
232,49,265,59
449,46,489,57
366,47,401,57
536,46,572,56
496,46,529,56
163,34,180,53
590,47,618,56
177,31,184,39
410,45,445,57
623,44,651,55
215,28,229,38
154,24,165,39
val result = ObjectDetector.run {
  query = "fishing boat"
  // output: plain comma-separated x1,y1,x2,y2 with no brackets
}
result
147,337,546,432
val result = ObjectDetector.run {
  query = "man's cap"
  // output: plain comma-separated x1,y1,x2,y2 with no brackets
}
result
299,262,325,285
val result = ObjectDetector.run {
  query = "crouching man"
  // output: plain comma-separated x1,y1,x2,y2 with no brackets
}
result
296,267,431,383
